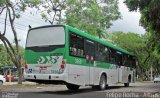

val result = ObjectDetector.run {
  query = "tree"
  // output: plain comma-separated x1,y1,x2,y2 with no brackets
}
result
124,0,160,52
0,0,26,84
0,44,24,67
65,0,121,38
124,0,159,32
109,32,145,76
26,0,121,38
108,31,160,79
25,0,66,24
0,44,13,66
149,50,160,75
124,0,160,78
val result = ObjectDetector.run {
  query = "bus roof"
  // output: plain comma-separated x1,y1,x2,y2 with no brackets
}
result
65,25,134,56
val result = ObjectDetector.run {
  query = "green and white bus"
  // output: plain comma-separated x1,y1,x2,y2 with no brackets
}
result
24,25,136,90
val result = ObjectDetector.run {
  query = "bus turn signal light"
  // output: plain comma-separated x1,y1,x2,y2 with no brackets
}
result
61,60,66,69
24,61,28,69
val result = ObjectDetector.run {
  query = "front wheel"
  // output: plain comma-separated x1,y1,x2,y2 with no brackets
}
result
66,83,80,90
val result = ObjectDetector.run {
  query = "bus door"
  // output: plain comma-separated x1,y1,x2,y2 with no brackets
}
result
117,53,123,83
85,39,95,85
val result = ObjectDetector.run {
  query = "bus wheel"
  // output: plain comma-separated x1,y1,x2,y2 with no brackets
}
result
124,82,129,87
124,75,131,87
66,83,80,90
99,74,106,90
0,81,3,85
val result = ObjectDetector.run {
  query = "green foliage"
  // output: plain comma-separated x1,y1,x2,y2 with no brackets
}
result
65,0,121,37
109,32,145,67
25,0,66,24
0,44,13,66
124,0,160,53
149,49,160,75
41,13,48,22
25,0,121,38
110,32,145,52
109,31,160,77
18,1,27,12
0,44,24,67
0,0,6,7
24,0,42,7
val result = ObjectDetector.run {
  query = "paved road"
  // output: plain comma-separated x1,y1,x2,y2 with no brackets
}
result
0,82,160,98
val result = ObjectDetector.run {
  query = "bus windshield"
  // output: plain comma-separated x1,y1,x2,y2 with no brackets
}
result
26,26,65,47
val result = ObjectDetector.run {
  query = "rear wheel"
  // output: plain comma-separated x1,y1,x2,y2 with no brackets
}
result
124,75,131,87
98,74,106,90
0,80,3,85
66,83,80,90
124,82,129,87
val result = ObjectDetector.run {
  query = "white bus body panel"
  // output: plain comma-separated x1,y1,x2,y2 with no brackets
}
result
66,64,127,86
25,63,133,86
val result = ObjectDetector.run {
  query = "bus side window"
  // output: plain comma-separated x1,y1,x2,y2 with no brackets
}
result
95,44,107,62
85,39,95,63
132,57,136,68
130,56,136,68
122,54,127,66
69,32,85,57
122,54,129,67
115,51,122,66
104,47,110,62
109,49,116,64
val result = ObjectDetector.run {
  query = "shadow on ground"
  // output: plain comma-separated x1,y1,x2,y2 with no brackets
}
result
26,85,135,95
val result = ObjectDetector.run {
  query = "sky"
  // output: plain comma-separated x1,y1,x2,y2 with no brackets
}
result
109,0,145,34
0,0,145,47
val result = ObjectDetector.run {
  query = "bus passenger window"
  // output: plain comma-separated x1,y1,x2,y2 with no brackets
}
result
109,49,116,64
122,54,130,66
69,32,85,57
115,51,122,66
95,44,110,63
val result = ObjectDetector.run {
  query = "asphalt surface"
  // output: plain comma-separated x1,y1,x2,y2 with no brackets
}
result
0,82,160,98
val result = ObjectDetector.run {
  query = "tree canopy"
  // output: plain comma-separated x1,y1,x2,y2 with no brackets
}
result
0,44,24,67
109,31,160,79
25,0,121,38
65,0,121,37
124,0,160,52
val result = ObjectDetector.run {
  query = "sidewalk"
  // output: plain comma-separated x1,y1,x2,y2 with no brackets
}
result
3,81,37,86
136,80,154,83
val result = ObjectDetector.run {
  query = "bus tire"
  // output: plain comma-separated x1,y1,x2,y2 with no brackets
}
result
66,83,80,90
0,80,3,85
124,75,131,87
98,74,107,90
124,82,129,87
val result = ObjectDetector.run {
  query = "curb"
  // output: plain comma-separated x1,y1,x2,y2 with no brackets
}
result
3,81,37,86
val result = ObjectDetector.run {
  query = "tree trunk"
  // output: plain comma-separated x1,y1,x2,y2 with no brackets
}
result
0,0,23,84
17,65,22,84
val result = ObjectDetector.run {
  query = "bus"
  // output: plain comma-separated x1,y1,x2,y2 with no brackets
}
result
24,25,136,90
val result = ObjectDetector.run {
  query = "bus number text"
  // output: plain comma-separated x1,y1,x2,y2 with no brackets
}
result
75,58,82,64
